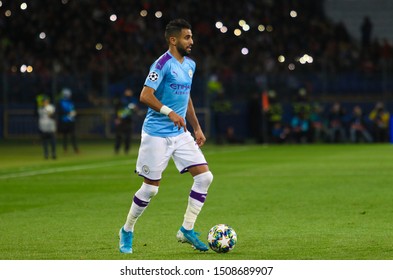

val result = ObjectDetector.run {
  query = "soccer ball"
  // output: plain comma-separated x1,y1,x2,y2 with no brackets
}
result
207,224,237,253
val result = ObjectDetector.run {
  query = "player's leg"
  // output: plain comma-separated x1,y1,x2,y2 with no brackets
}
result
50,132,57,159
123,179,159,233
114,130,122,154
41,132,49,159
124,129,131,154
172,132,213,251
119,133,170,253
62,124,69,152
176,165,213,251
120,179,159,254
70,124,79,153
183,165,213,231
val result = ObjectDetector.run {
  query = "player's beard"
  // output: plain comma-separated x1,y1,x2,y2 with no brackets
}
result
177,44,191,57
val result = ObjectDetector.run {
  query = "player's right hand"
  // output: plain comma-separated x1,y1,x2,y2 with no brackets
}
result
168,111,187,132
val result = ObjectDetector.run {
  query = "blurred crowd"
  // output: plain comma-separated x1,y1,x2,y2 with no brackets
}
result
1,0,392,142
1,0,393,83
263,90,391,144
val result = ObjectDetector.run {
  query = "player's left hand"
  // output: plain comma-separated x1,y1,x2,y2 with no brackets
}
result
194,129,206,147
168,111,187,132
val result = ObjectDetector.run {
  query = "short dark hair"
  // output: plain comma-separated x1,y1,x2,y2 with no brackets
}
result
164,19,191,42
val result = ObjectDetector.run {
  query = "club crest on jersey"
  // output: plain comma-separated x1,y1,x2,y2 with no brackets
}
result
188,69,193,78
148,71,159,82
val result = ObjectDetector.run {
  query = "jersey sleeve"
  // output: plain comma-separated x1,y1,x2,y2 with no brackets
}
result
144,52,171,90
144,64,164,90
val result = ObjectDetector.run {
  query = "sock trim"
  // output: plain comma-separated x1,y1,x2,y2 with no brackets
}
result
189,190,207,203
133,195,149,207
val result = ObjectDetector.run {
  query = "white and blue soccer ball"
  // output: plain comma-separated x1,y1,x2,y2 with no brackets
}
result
207,224,237,253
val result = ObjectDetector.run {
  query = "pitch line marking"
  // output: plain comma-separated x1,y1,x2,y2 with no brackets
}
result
0,146,253,180
0,160,134,180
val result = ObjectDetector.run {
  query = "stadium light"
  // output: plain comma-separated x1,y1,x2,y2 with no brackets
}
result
39,32,46,39
220,26,228,33
20,65,27,73
61,0,69,4
26,66,33,73
298,54,314,64
155,11,162,18
266,25,273,32
110,14,117,22
258,25,265,32
241,48,249,55
290,10,297,18
140,10,148,17
5,10,11,17
234,29,242,36
95,43,103,51
288,63,295,70
0,1,2,7
242,24,250,32
20,3,27,10
278,55,285,63
215,21,223,29
238,20,246,27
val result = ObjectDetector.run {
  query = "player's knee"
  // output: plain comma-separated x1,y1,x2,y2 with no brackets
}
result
194,171,213,192
148,186,159,198
138,182,159,200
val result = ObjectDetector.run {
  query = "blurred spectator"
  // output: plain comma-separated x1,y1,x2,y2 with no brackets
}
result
57,88,79,153
369,102,390,142
37,96,57,159
349,105,373,143
113,88,138,154
207,74,224,101
309,103,327,143
290,110,311,143
271,122,290,144
292,88,311,121
327,102,347,143
266,90,283,142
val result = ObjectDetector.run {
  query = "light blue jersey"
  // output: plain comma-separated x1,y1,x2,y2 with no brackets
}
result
142,51,196,137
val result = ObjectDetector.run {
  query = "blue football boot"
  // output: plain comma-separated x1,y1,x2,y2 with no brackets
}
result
119,227,133,254
176,226,208,252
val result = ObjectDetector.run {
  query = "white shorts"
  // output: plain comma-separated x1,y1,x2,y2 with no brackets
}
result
136,131,208,180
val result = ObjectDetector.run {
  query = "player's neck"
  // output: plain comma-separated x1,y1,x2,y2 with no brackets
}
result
168,48,185,63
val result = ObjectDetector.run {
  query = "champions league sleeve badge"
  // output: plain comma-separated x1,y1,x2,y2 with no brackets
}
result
148,71,159,82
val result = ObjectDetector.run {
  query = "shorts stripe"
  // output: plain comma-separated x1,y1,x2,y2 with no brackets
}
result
180,163,208,174
135,170,162,181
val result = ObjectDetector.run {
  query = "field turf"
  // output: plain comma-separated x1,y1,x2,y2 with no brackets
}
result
0,140,392,260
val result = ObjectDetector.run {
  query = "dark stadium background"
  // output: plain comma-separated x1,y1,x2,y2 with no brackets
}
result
1,0,392,142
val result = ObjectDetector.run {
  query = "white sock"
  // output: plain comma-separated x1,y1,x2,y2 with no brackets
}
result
182,171,213,230
124,183,158,232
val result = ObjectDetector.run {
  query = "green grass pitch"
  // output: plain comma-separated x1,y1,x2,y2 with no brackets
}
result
1,140,393,260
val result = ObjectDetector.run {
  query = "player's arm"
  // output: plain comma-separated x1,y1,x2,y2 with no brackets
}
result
186,97,206,147
140,86,186,131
